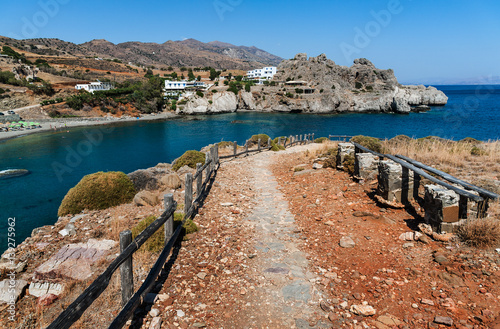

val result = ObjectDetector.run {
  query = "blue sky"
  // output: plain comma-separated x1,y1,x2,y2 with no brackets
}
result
1,0,499,83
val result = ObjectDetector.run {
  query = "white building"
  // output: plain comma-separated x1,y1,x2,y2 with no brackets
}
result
75,81,114,93
246,66,277,81
164,80,207,96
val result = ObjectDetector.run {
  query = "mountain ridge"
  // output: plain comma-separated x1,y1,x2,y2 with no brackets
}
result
0,35,282,70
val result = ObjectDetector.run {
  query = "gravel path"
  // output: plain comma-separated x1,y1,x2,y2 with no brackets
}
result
236,146,329,329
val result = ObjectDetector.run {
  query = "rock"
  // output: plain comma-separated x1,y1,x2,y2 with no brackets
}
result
149,317,162,329
37,293,58,306
220,202,234,207
421,298,435,306
0,169,30,179
377,314,403,326
434,316,453,326
209,91,238,113
160,173,182,190
177,309,185,317
149,308,160,317
0,279,28,304
402,242,414,249
399,231,423,241
352,211,374,218
312,163,323,169
128,169,160,191
339,236,356,248
133,190,158,207
197,272,207,280
350,304,376,316
192,322,207,328
59,223,76,237
434,254,449,265
29,282,64,297
34,239,117,281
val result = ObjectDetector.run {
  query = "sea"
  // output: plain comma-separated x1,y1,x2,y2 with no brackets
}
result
0,85,499,253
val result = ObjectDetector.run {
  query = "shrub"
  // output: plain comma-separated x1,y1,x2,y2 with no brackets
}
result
351,135,383,153
58,171,136,216
355,82,363,89
470,146,487,156
294,167,305,172
172,150,206,171
295,88,304,94
196,90,204,97
457,218,500,248
249,134,271,147
218,141,234,148
132,213,198,252
343,154,355,175
314,137,328,143
366,85,373,91
460,137,482,145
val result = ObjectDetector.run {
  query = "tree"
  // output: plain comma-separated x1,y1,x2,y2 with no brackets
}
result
209,68,218,81
170,72,178,80
180,67,187,72
188,69,195,81
235,75,243,82
167,66,173,71
197,75,201,81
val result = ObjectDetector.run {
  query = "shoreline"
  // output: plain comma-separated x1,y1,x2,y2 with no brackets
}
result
0,112,178,142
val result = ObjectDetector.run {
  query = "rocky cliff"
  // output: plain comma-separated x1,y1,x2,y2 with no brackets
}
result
178,54,447,115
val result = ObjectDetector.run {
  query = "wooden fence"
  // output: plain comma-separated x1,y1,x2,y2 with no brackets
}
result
48,133,317,329
352,142,499,218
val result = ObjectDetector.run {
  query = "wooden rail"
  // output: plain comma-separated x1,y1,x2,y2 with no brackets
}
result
48,145,220,329
48,132,317,328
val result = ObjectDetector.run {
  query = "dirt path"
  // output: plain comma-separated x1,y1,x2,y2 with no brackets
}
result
235,149,329,328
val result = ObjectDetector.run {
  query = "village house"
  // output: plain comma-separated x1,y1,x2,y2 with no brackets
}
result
246,66,277,84
163,80,207,97
75,81,114,93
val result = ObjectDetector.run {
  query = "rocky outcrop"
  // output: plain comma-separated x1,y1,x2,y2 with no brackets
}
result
178,54,447,115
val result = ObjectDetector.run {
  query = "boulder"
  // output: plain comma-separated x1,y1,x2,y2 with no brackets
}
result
134,190,158,207
160,173,182,190
128,169,160,191
350,304,376,316
37,293,58,306
210,91,238,113
0,279,28,304
34,239,116,281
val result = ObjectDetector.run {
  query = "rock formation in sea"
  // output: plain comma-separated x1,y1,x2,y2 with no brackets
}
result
177,53,447,114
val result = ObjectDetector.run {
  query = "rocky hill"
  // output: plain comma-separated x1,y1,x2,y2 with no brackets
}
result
0,36,282,70
179,53,448,114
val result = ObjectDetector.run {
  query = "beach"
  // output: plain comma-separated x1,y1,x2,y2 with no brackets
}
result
0,112,178,142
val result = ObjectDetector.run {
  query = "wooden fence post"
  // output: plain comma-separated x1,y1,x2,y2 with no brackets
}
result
278,137,281,146
233,141,237,156
196,163,202,197
119,230,133,307
164,194,174,243
245,140,248,155
258,138,261,151
300,134,303,144
185,173,193,217
295,135,298,145
204,152,210,183
267,138,271,148
312,133,315,143
215,145,219,165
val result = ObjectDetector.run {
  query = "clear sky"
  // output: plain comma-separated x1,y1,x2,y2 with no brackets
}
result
1,0,499,84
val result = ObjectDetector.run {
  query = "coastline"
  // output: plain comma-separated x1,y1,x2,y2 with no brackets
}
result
0,112,178,142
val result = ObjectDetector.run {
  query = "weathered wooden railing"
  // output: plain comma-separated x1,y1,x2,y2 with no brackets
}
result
351,141,499,219
219,133,315,160
48,145,220,329
329,134,353,142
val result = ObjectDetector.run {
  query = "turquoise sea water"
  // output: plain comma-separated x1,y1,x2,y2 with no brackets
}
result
0,85,499,253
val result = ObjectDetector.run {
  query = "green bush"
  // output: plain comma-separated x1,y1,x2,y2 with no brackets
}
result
355,82,363,89
314,137,328,143
351,135,383,153
58,171,136,216
132,213,198,252
172,150,206,171
249,134,271,147
459,137,482,145
196,90,204,97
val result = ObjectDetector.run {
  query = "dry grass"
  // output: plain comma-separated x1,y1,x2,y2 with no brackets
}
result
457,217,500,248
382,137,500,191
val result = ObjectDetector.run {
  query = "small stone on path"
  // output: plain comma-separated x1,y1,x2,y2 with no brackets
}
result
339,236,356,248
